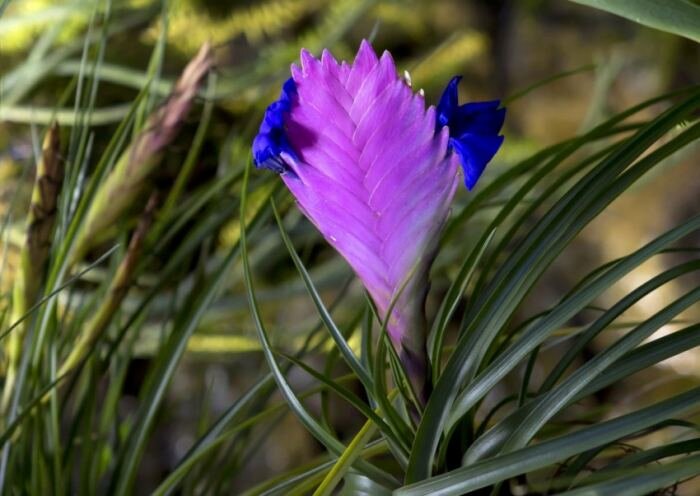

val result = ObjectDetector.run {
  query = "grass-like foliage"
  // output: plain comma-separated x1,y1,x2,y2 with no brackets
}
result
0,1,699,494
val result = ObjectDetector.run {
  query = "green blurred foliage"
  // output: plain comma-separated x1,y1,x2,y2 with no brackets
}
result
0,0,698,494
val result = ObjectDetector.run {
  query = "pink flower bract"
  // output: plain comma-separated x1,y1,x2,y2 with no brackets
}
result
253,41,504,377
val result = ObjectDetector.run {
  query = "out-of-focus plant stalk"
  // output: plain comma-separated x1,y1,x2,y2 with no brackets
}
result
71,42,214,264
2,123,63,412
59,193,158,377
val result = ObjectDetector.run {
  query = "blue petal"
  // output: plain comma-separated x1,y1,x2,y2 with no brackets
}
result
252,133,288,173
436,75,461,129
436,75,505,190
280,77,297,103
252,78,298,173
450,101,505,137
451,133,504,190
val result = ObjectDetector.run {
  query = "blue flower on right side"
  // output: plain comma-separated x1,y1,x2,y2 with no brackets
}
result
436,76,506,190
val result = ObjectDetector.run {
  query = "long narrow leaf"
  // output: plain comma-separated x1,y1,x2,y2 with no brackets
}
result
240,163,398,490
397,387,700,495
570,0,700,43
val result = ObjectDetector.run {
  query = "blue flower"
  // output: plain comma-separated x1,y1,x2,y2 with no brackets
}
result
252,78,298,173
436,76,506,190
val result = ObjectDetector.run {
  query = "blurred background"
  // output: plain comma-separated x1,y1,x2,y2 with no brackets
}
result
0,0,698,493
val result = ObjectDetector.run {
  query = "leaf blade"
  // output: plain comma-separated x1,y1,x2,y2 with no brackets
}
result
570,0,700,43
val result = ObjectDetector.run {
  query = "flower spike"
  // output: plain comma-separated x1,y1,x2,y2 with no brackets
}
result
253,41,505,403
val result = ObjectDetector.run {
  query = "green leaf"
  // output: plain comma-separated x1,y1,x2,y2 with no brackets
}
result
557,452,700,496
156,374,361,496
461,260,700,464
280,353,408,456
396,387,700,495
272,442,390,496
428,228,496,377
151,376,275,496
240,163,398,490
340,471,393,496
603,439,700,472
570,0,700,43
544,437,700,493
108,245,240,496
540,259,700,392
444,85,698,243
406,91,700,483
450,125,700,430
160,72,217,217
0,103,131,126
465,321,700,465
371,322,414,454
500,284,700,456
271,200,373,392
582,322,700,396
313,416,379,496
451,212,700,430
0,246,119,344
502,64,596,104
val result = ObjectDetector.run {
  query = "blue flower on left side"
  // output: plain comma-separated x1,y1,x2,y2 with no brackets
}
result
252,78,298,173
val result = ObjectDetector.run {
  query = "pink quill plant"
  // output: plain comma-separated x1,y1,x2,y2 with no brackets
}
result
253,41,505,402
